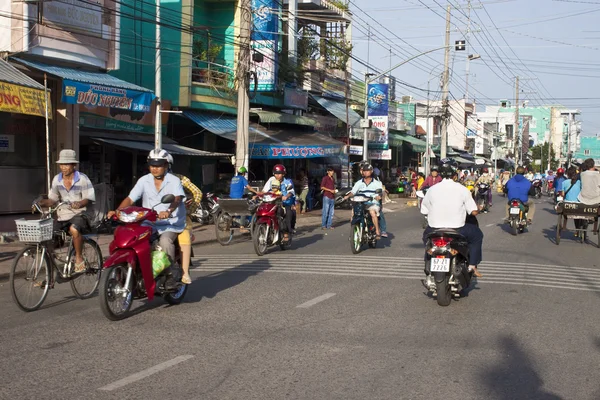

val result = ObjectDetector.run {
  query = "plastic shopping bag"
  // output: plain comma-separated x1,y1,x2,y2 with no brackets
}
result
151,250,171,278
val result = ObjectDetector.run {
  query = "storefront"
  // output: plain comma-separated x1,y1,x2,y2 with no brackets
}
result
0,59,51,213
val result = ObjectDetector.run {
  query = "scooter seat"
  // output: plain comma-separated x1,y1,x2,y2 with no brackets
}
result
426,229,467,240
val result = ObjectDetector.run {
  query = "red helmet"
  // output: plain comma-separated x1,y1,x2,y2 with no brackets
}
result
557,168,565,175
482,168,489,173
272,164,286,175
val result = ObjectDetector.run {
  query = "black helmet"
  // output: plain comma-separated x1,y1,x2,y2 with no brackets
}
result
361,163,373,172
439,158,458,179
430,165,439,172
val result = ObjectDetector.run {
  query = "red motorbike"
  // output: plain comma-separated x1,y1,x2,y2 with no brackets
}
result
252,192,292,256
99,194,188,320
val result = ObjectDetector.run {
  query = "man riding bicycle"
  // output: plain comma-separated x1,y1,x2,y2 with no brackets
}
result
39,149,96,274
108,149,185,289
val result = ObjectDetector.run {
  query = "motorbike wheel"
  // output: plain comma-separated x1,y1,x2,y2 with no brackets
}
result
253,224,269,256
215,212,234,246
99,265,133,321
279,234,292,251
435,275,452,307
510,220,518,236
477,198,485,212
164,284,188,305
555,215,562,245
351,224,362,254
368,240,377,248
70,238,103,299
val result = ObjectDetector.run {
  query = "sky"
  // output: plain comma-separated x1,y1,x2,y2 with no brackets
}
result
349,0,600,135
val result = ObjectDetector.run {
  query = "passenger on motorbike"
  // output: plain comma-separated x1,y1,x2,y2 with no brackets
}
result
554,168,566,201
577,158,600,205
476,167,494,208
343,163,383,238
422,165,442,190
261,164,295,242
421,158,484,281
504,166,535,224
108,149,186,289
39,149,96,274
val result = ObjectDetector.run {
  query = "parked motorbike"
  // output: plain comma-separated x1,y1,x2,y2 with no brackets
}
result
99,194,188,320
191,191,220,224
423,227,474,306
350,190,382,254
334,187,353,209
416,188,428,229
507,198,529,235
252,192,292,256
531,179,543,199
476,183,491,213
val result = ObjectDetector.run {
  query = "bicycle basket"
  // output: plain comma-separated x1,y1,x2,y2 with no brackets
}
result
15,218,54,243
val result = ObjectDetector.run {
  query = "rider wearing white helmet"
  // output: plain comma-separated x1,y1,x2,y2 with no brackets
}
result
109,149,186,289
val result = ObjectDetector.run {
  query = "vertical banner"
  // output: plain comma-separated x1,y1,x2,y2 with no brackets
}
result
250,0,279,92
367,83,389,152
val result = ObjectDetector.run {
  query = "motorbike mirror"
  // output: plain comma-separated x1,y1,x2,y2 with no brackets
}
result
161,194,175,204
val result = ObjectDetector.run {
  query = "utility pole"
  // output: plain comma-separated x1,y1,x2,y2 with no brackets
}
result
465,0,471,102
236,0,251,172
514,76,519,166
154,0,162,150
440,5,451,160
363,73,370,162
547,110,553,172
288,0,298,68
567,111,572,168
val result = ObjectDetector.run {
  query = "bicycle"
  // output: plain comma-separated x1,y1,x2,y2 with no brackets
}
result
9,201,104,312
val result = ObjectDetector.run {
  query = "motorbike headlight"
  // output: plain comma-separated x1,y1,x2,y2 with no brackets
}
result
118,210,148,223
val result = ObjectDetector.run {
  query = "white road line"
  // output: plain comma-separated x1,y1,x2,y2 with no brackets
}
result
98,355,194,391
485,223,495,227
296,293,337,308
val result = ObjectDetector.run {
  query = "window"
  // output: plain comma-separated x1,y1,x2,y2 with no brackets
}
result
585,149,591,156
505,125,514,139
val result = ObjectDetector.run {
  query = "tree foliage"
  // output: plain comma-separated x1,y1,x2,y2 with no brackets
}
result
530,142,559,172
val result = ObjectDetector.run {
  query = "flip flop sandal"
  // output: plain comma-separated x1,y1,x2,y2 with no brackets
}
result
181,275,192,284
74,261,86,274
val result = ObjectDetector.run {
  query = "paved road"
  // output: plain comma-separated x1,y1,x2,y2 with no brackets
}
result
1,194,600,400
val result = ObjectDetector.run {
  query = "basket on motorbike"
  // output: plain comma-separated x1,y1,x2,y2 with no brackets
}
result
555,201,600,246
214,198,258,246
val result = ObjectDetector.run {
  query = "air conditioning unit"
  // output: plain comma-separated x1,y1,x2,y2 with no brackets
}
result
401,96,412,104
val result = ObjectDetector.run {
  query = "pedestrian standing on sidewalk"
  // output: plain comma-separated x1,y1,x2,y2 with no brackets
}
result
297,169,309,214
320,167,336,229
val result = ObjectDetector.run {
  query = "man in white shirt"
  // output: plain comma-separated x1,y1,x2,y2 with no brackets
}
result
343,163,383,237
421,159,484,279
578,158,600,205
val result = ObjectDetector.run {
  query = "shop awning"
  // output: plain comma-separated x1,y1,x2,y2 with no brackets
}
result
182,110,237,140
252,110,316,127
0,59,51,118
250,126,345,159
455,156,475,165
13,58,155,112
310,94,362,127
389,132,427,152
91,138,231,157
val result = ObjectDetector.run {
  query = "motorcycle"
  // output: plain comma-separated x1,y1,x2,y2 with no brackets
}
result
191,191,220,224
99,194,188,320
252,192,292,256
334,187,353,209
423,226,474,306
350,190,382,254
464,180,476,198
531,179,543,199
476,183,491,213
507,198,529,235
416,188,428,229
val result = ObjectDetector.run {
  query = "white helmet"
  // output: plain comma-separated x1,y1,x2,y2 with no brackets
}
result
147,149,170,166
166,153,174,168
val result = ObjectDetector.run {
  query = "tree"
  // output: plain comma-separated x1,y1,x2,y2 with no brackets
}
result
530,142,559,172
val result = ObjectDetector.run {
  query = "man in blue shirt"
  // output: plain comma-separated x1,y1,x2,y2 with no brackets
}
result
230,166,257,199
505,166,535,223
554,167,566,202
109,149,185,288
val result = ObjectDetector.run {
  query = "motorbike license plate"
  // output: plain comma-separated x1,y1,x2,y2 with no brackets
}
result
431,258,450,272
510,207,520,215
556,196,564,202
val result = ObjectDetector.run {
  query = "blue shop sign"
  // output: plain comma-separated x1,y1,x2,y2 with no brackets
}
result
62,79,154,112
251,144,342,159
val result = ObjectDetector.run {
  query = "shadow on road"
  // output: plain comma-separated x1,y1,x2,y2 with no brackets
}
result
479,335,563,400
0,250,17,263
185,258,272,303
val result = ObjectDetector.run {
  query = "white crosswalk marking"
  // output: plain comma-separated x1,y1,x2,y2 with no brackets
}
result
191,254,600,293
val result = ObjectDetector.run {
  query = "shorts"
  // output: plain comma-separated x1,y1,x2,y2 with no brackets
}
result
366,204,381,216
57,214,90,234
178,216,193,246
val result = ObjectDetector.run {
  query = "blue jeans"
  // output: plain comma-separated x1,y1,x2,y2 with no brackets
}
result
322,196,334,228
379,208,387,232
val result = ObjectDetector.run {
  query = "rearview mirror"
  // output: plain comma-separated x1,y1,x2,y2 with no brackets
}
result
161,194,175,204
286,183,294,191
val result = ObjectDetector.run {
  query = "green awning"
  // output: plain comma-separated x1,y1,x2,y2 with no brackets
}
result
389,132,427,152
252,110,316,127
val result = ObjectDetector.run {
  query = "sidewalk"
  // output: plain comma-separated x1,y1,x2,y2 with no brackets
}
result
0,200,410,281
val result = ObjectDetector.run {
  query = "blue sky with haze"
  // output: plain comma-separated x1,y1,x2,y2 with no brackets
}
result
350,0,600,135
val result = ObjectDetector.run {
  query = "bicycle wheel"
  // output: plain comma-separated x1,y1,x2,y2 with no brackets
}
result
10,245,51,312
215,212,234,246
70,238,103,299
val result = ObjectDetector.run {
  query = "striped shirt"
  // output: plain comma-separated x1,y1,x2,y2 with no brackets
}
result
49,171,95,221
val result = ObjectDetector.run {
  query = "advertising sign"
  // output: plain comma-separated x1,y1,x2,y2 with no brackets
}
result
0,135,14,152
43,0,103,37
322,76,346,101
368,116,389,150
368,149,392,160
367,83,389,117
62,79,154,112
283,87,308,110
0,82,52,118
348,145,363,156
250,144,342,159
78,99,170,134
250,0,279,92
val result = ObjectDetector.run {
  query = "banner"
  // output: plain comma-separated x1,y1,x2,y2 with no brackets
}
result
250,144,342,159
62,79,154,112
368,149,392,160
367,83,389,150
0,82,52,118
250,0,279,92
79,99,170,134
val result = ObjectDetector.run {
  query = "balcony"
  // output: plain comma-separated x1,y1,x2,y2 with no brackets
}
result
191,61,234,89
283,0,350,20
